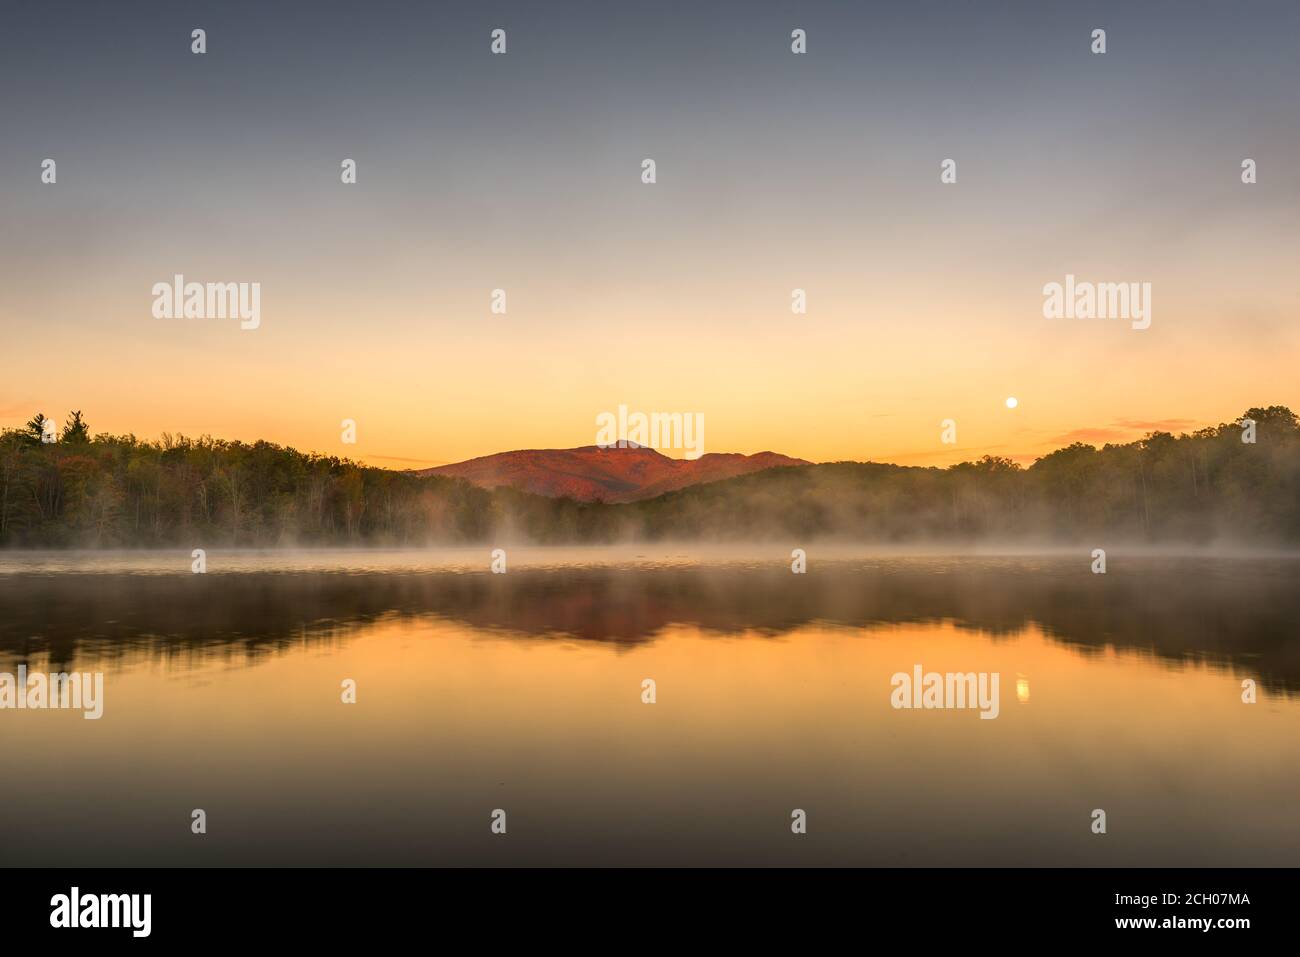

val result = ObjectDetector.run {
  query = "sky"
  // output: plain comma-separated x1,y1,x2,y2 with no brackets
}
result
1,0,1297,467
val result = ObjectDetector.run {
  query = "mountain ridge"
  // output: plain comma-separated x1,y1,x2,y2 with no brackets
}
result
415,444,810,502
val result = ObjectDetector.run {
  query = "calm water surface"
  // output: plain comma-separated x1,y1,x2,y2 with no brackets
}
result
1,547,1297,866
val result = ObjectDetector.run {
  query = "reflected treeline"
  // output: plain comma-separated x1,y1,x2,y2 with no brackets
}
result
1,558,1296,692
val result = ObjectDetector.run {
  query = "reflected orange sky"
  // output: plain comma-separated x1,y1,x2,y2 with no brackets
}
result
9,616,1299,865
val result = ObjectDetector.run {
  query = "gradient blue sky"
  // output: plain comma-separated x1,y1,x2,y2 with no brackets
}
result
2,0,1297,465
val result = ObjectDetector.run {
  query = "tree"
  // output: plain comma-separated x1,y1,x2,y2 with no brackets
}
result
24,413,51,445
61,410,90,444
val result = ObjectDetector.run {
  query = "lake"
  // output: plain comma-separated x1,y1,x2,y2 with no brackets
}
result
1,547,1297,866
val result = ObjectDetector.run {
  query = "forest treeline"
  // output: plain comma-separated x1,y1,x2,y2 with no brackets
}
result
1,407,1297,547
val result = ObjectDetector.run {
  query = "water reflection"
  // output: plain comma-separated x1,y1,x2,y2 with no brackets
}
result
3,552,1298,866
1,555,1297,692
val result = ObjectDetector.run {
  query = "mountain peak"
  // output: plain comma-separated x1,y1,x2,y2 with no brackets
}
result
587,441,660,452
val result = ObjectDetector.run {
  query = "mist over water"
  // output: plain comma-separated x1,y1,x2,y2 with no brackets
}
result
1,548,1296,866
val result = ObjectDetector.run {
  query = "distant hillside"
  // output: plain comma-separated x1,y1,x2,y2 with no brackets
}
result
417,445,808,502
0,406,1296,546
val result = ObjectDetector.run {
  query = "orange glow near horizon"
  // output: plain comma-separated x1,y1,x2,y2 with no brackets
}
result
3,288,1294,470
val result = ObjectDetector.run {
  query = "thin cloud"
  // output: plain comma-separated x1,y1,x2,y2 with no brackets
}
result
1047,418,1203,448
